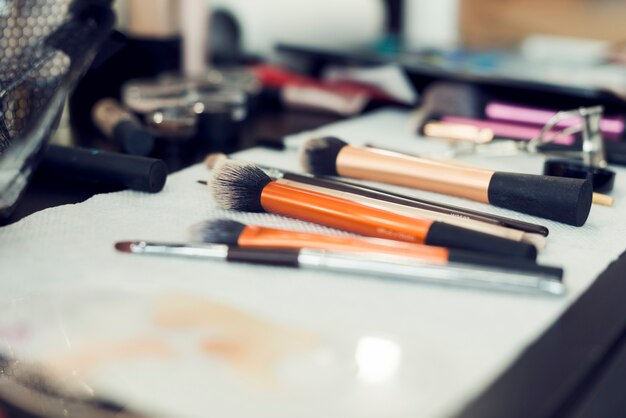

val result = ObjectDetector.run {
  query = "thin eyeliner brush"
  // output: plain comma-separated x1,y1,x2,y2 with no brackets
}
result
114,241,565,296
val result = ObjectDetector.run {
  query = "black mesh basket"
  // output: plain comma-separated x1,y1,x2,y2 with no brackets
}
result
0,0,114,218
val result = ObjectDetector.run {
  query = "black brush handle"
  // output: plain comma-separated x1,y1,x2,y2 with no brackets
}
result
449,250,563,280
226,247,300,267
41,145,167,193
425,222,537,260
487,173,592,226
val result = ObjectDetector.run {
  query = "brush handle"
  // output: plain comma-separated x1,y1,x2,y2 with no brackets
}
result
239,225,450,263
424,222,536,260
277,178,529,244
41,145,168,193
337,146,493,202
337,146,592,225
227,247,300,266
298,249,564,296
487,173,592,226
448,250,562,279
261,182,537,260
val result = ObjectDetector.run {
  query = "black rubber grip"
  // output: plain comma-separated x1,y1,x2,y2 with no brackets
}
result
226,247,300,267
487,172,592,226
425,222,537,260
449,249,563,280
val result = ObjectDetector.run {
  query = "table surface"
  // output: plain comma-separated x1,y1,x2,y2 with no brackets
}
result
0,111,626,417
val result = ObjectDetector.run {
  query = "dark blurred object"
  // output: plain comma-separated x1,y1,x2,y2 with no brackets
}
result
92,98,155,155
530,105,616,193
121,70,260,157
0,0,115,219
544,159,615,193
40,144,168,193
253,64,406,116
0,352,148,418
68,30,180,142
276,43,626,117
604,139,626,166
412,82,485,131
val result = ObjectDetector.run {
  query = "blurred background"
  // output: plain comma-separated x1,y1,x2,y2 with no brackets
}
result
3,0,626,223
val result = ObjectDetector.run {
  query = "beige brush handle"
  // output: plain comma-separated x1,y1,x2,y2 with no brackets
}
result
336,146,495,203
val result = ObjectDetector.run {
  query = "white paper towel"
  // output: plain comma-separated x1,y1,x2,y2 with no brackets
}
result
0,109,625,418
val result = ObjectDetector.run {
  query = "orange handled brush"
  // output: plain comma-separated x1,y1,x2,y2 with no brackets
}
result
208,160,537,260
191,219,562,277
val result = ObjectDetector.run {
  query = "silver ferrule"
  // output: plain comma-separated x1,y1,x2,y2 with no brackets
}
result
130,241,229,259
261,166,286,180
297,249,565,297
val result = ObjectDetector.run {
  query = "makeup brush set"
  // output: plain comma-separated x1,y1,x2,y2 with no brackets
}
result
111,74,626,298
115,129,597,297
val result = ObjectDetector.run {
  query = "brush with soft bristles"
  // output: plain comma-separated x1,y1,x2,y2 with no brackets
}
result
299,137,593,226
207,159,538,260
202,152,550,241
190,219,563,279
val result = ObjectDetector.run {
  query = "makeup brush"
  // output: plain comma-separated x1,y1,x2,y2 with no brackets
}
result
199,174,545,250
300,137,593,226
208,160,538,260
203,152,549,237
203,154,546,248
368,143,614,208
115,241,565,296
191,219,562,277
271,177,546,250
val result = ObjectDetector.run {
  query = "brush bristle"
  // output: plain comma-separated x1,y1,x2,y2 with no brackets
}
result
114,242,132,253
209,160,272,212
190,219,246,245
205,152,227,170
299,136,348,175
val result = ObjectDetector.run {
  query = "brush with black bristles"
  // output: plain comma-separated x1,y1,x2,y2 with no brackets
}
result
207,159,538,260
190,219,563,279
299,137,593,226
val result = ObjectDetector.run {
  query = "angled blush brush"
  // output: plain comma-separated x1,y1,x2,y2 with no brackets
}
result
190,219,562,278
300,137,593,226
115,241,565,296
208,160,538,260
